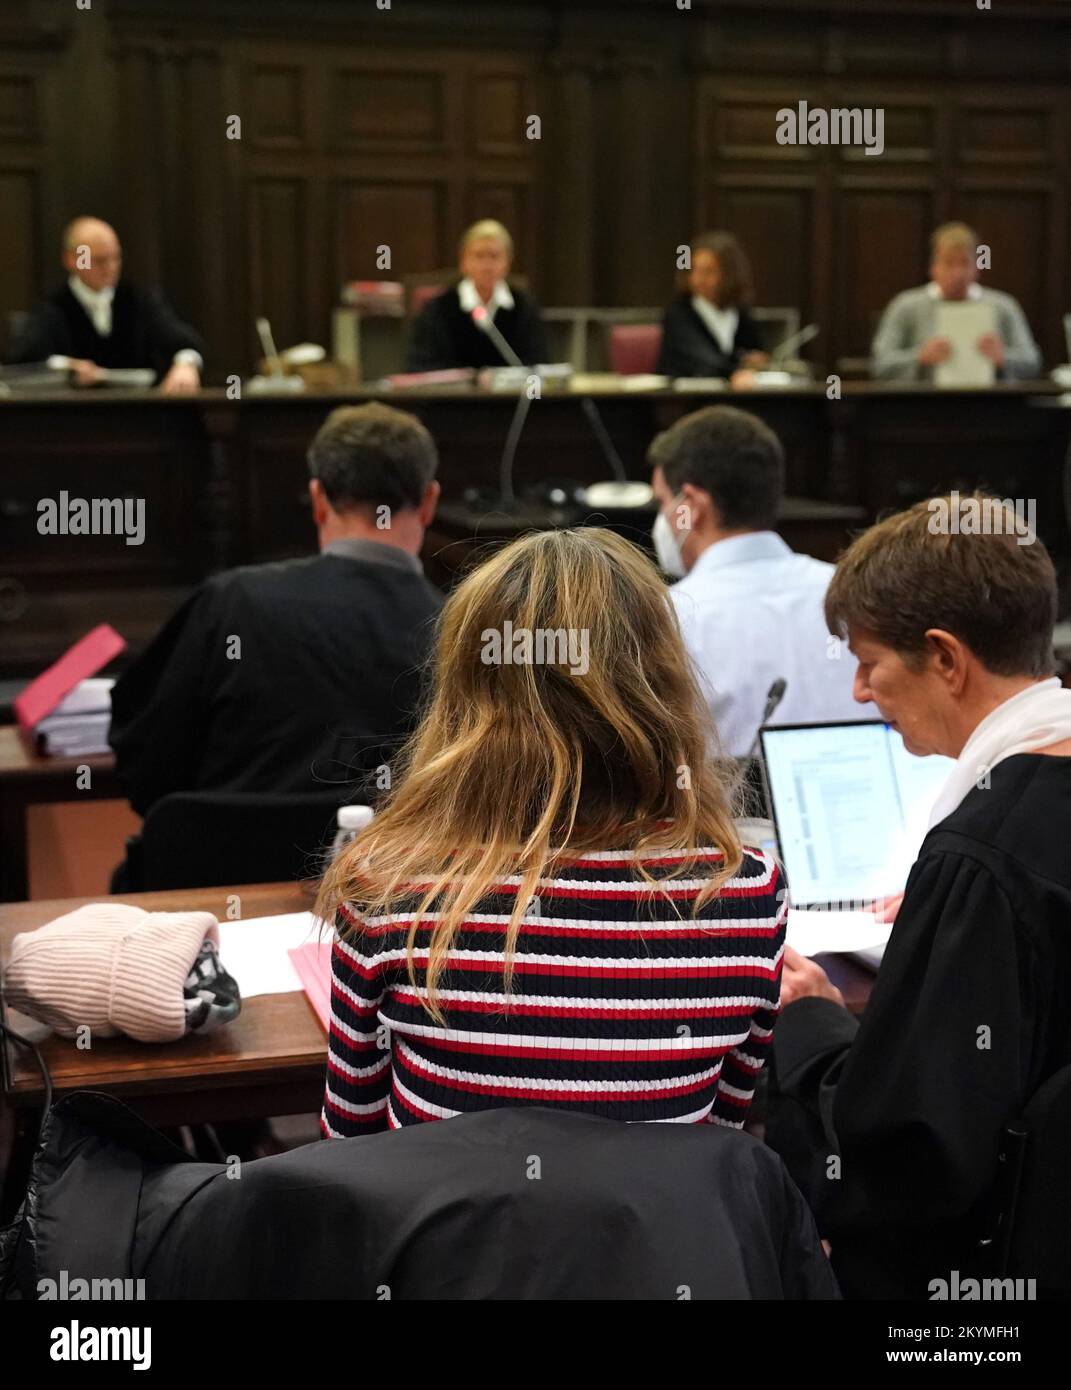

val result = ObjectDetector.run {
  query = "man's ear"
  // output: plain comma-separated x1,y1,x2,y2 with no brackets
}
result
924,628,969,694
309,478,329,527
678,483,712,533
418,479,441,527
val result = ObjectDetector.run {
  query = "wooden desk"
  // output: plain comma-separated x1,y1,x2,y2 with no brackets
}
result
0,725,120,903
0,880,324,1118
0,880,326,1219
3,383,1069,676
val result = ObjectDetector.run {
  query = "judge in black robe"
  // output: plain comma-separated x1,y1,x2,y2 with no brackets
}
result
766,494,1071,1299
656,230,769,379
406,217,549,371
771,755,1071,1298
6,216,205,391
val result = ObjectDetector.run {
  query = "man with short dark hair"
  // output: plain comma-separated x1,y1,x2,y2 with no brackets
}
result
649,404,866,755
109,402,442,815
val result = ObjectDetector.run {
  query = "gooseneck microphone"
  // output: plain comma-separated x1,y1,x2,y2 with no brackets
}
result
745,677,788,767
471,305,528,508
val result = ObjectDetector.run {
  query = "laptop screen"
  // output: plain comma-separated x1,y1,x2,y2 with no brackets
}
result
760,721,955,908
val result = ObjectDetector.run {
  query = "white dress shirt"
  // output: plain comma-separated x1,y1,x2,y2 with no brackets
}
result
67,276,203,370
669,531,870,757
690,296,738,356
457,277,515,321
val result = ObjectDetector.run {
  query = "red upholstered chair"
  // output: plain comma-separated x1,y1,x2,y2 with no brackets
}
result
608,323,663,375
409,282,449,316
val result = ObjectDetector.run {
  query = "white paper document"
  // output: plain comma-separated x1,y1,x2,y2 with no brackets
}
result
786,908,892,959
217,911,327,999
934,301,997,387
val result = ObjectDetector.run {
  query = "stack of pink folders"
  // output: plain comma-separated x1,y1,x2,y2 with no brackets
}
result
288,940,333,1031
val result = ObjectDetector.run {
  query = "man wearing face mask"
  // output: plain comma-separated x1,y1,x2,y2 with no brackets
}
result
650,405,866,756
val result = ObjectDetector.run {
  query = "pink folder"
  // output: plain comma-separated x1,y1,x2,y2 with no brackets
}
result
14,623,126,731
288,940,333,1030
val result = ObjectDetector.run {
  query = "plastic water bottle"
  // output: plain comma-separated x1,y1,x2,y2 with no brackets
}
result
331,805,374,861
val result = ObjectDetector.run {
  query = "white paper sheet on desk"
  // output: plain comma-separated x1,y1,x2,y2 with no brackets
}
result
217,911,328,998
786,908,892,959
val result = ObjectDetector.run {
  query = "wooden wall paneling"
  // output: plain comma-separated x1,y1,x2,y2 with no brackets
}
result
334,178,449,284
114,41,165,289
0,61,43,353
538,57,596,306
834,179,935,359
248,177,309,351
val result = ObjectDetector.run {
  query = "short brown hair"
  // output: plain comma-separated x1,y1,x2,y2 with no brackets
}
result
307,402,437,513
691,231,754,309
825,493,1057,677
649,405,784,531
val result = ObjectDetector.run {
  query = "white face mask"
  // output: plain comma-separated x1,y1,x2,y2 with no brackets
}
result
653,503,688,579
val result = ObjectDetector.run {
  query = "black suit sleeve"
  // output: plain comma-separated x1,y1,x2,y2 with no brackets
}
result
406,298,456,372
108,585,219,815
734,309,765,355
5,303,72,364
137,287,206,374
514,293,550,364
772,848,1042,1294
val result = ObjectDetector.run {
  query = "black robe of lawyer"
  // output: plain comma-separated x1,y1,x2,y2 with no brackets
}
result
108,549,442,816
6,280,205,379
768,753,1071,1299
656,295,764,378
406,282,550,370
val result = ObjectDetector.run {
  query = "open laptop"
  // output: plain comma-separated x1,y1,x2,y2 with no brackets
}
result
759,721,954,967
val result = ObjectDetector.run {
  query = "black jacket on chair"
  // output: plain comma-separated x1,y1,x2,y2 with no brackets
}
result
2,1093,839,1301
656,296,764,378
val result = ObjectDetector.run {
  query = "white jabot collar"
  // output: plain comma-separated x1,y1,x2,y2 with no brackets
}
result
457,277,515,315
68,275,115,335
690,295,739,355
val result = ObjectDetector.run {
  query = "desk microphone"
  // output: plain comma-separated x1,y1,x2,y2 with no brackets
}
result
471,305,529,509
744,678,788,767
770,323,819,363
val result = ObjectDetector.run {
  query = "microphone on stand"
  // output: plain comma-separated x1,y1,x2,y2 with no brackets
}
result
743,677,788,821
770,323,820,364
471,305,529,509
744,677,788,767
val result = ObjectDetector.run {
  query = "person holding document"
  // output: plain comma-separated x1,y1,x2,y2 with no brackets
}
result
768,492,1071,1298
870,222,1041,382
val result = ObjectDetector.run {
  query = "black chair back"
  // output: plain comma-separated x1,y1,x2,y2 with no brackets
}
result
123,789,350,890
1001,1062,1071,1296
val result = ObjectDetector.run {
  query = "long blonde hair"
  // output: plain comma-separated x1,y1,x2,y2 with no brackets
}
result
317,527,743,1021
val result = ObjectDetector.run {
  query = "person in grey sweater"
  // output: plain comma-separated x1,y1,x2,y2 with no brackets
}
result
870,221,1041,381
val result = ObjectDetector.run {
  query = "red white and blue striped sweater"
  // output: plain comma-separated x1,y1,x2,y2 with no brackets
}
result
320,844,785,1136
